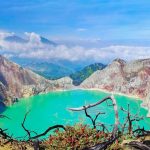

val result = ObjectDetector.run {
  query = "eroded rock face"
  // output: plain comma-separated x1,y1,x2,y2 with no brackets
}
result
81,58,150,117
1,54,150,117
53,77,74,90
0,55,74,105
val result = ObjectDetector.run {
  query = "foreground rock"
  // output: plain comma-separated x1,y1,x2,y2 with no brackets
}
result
0,55,74,105
81,58,150,117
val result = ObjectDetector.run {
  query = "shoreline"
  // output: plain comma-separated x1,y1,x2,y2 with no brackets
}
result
42,86,142,101
78,87,140,100
9,87,150,118
78,87,150,117
53,87,150,117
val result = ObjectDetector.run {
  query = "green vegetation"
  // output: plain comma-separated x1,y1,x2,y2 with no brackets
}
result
41,124,141,150
41,124,111,149
1,124,149,150
29,62,106,82
70,63,106,85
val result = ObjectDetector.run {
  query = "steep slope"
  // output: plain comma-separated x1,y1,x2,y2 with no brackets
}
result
40,36,57,46
0,55,73,105
81,58,150,117
70,63,106,85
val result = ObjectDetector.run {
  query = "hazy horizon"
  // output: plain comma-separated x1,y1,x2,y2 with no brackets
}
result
0,0,150,64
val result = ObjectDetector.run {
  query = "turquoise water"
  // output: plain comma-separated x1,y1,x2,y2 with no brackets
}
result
0,89,150,139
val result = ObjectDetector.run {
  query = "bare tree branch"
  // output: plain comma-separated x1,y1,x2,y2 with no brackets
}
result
22,110,31,139
86,136,118,150
29,125,66,140
96,123,109,133
21,110,65,141
69,95,119,149
120,104,144,134
0,128,11,139
69,96,114,111
83,106,105,129
133,127,150,137
128,141,150,150
0,114,10,120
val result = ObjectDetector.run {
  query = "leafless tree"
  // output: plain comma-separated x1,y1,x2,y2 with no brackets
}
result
120,104,144,135
21,110,66,150
0,110,65,150
133,127,150,137
128,141,150,150
83,105,105,129
69,94,119,150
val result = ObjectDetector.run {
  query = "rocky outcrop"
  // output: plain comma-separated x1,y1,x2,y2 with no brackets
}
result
0,55,74,105
81,58,150,117
53,77,74,89
1,54,150,117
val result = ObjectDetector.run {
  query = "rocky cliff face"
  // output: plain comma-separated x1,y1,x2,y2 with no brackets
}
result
1,55,150,117
81,58,150,117
0,55,74,105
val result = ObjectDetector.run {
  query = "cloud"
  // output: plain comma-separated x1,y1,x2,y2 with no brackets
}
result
100,46,150,61
24,32,41,43
0,32,14,40
0,32,150,63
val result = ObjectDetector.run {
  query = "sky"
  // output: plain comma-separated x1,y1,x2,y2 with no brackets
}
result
0,0,150,63
1,0,150,40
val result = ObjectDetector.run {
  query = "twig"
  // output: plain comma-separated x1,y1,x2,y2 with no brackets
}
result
128,141,150,150
29,125,66,140
83,106,105,129
22,110,31,139
69,95,119,149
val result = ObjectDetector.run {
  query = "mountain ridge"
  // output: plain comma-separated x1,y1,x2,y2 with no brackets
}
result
70,63,106,85
1,33,57,46
0,55,150,118
21,61,75,80
0,55,74,105
81,58,150,117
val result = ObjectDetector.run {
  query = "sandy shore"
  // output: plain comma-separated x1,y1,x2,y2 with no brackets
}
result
46,87,142,101
41,86,141,101
75,87,140,99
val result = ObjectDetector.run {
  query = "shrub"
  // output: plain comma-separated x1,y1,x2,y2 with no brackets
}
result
42,124,110,150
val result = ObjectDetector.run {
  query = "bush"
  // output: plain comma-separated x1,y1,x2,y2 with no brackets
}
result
42,124,110,150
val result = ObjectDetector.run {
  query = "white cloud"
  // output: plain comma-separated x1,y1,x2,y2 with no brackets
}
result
102,45,150,60
0,31,150,63
24,32,41,44
0,32,14,40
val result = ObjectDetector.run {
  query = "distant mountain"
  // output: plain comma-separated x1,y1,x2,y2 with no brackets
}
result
4,35,27,43
1,33,57,46
23,62,74,79
0,55,73,105
52,59,97,72
15,59,106,82
10,57,91,79
40,36,57,46
70,63,106,85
